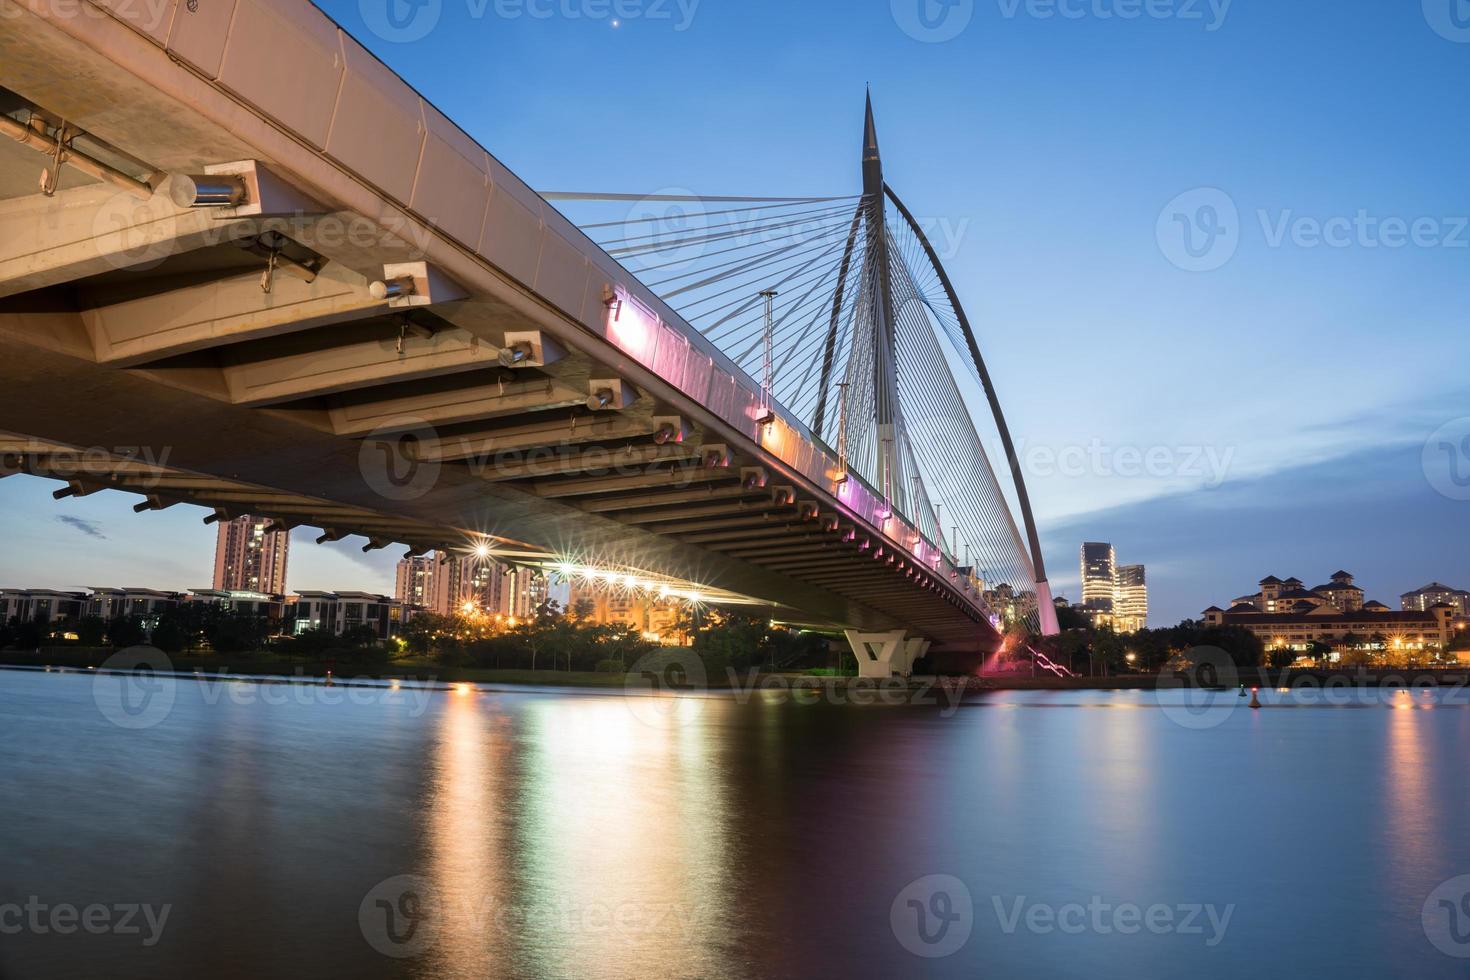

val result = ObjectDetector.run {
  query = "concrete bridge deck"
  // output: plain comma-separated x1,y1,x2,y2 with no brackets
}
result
0,0,1009,658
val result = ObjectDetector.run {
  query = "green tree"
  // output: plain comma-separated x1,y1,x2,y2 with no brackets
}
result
107,615,144,649
203,610,272,654
149,618,187,653
15,616,45,650
287,627,332,659
1267,645,1296,669
400,613,452,655
339,624,381,649
76,616,107,647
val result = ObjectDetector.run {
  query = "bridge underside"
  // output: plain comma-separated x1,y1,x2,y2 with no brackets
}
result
0,0,1007,663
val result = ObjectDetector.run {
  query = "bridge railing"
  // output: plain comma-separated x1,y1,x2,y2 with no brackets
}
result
606,287,994,623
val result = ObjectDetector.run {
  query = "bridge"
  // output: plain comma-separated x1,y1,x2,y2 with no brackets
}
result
0,0,1058,674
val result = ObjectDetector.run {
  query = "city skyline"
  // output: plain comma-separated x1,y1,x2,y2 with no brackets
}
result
4,439,1467,625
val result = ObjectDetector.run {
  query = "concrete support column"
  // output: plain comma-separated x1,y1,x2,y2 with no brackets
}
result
845,628,925,679
902,637,931,675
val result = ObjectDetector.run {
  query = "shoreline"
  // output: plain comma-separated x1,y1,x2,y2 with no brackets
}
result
2,651,1466,694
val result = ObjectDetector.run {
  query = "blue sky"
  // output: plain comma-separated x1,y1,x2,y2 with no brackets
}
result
4,0,1467,624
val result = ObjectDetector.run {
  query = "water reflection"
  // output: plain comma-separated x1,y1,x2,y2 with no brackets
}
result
509,696,736,978
424,690,505,980
1385,696,1438,891
6,673,1470,979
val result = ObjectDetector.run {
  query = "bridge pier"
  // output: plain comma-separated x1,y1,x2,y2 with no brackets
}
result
844,629,930,679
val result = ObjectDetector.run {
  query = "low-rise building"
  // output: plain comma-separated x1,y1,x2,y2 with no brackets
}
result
1,588,87,623
1235,570,1368,615
1203,601,1457,652
85,587,182,626
285,591,417,640
1402,582,1470,616
185,589,286,619
1312,571,1365,613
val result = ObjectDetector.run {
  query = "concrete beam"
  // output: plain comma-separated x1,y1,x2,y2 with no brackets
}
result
0,184,258,299
326,374,589,436
529,467,734,499
678,524,819,546
83,265,388,365
615,499,782,525
416,413,687,462
470,444,701,482
219,323,502,406
720,542,846,560
577,484,763,514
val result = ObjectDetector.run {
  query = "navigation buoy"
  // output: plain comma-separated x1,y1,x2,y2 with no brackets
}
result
1249,687,1261,709
1238,684,1247,698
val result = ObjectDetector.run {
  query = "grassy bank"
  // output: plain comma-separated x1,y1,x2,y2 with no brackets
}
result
6,649,1466,693
0,649,734,689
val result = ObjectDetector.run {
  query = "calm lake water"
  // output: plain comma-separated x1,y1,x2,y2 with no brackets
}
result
3,667,1470,978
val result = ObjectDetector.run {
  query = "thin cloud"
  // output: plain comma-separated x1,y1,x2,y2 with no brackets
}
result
55,515,107,540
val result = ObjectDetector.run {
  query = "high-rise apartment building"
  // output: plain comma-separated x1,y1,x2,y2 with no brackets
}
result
398,551,573,620
394,555,438,608
1077,543,1148,630
212,515,289,595
1114,564,1148,632
428,553,504,615
1080,542,1116,611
